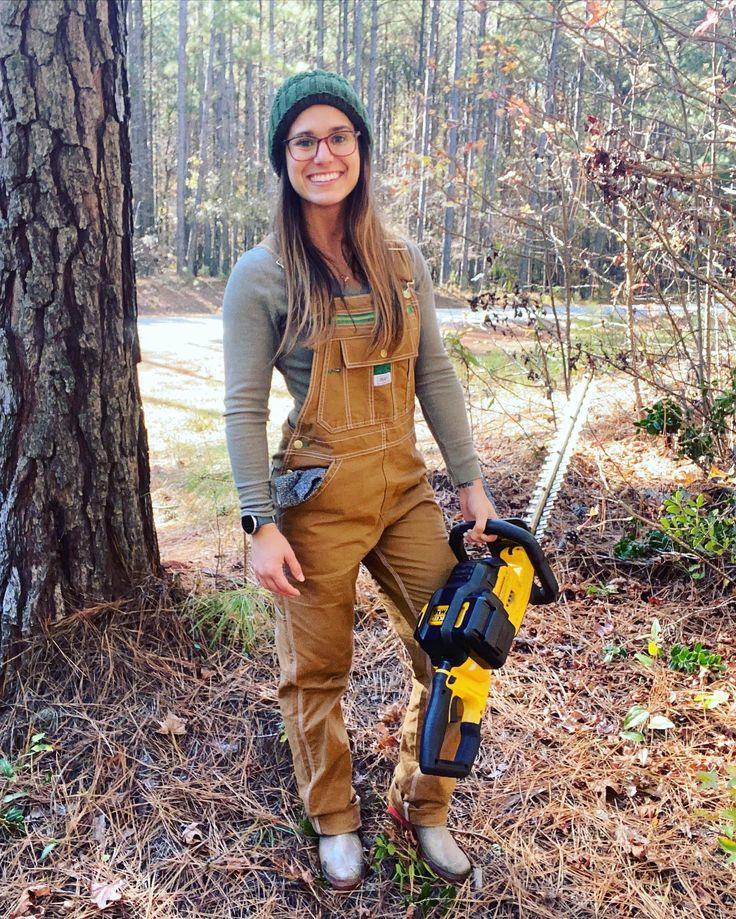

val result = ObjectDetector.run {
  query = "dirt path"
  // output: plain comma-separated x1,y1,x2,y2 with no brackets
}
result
136,272,469,317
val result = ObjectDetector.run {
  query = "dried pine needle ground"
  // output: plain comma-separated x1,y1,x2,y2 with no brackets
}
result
2,403,735,918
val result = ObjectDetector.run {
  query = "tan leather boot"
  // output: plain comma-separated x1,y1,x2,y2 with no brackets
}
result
318,832,365,891
388,805,472,884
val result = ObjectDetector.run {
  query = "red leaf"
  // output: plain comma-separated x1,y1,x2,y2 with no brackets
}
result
585,0,609,28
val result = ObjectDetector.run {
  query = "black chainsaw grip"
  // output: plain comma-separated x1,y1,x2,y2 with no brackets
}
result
449,519,558,606
419,669,481,778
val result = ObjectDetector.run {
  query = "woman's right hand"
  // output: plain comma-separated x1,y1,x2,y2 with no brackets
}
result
251,524,305,597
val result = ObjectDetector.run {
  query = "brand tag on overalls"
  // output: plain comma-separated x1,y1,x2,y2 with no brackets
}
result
373,363,391,386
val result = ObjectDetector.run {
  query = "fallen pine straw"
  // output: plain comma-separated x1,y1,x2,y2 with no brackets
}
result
2,404,736,918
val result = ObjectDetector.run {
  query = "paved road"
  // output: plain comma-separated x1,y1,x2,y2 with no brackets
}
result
137,297,675,366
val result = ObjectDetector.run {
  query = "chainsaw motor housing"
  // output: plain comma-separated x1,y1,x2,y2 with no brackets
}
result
415,557,518,670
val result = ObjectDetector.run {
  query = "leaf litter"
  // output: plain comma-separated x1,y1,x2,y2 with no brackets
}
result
1,390,735,917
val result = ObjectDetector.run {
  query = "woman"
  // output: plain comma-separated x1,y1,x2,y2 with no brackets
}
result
223,70,497,891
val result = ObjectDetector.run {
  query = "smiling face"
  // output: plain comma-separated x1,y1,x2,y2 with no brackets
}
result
284,105,361,213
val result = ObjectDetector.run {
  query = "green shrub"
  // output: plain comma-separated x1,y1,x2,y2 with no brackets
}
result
660,488,736,577
635,371,736,466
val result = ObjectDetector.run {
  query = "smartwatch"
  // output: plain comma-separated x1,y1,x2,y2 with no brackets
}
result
241,514,277,535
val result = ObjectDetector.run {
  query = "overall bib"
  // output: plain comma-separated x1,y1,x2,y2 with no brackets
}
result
272,243,460,836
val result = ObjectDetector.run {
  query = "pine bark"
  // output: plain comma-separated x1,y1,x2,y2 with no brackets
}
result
0,0,161,667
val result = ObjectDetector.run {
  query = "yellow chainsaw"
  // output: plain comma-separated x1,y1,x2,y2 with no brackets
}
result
415,378,593,778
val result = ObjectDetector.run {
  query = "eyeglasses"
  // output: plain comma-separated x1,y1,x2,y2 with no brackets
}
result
284,130,361,161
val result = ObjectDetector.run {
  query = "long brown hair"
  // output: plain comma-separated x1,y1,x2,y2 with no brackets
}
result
273,133,406,355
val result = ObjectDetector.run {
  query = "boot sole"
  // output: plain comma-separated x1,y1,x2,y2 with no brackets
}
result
387,805,471,885
322,869,364,892
320,843,366,892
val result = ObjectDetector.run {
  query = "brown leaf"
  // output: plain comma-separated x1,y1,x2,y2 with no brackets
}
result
374,722,400,751
615,822,649,860
10,885,52,918
89,878,125,910
379,702,405,724
594,778,621,802
585,0,609,29
156,711,187,736
92,813,107,846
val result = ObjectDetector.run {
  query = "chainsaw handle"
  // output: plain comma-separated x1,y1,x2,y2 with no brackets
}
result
419,669,480,779
449,519,558,605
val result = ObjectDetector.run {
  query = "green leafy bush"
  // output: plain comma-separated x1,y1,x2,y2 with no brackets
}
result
660,488,736,576
635,371,736,466
613,528,672,560
634,398,682,435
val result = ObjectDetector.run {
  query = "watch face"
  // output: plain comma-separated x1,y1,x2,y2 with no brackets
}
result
242,515,258,535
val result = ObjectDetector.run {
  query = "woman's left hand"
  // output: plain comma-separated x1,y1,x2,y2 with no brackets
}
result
459,479,500,545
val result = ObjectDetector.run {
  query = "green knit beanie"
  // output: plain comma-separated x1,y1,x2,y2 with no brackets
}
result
268,69,372,175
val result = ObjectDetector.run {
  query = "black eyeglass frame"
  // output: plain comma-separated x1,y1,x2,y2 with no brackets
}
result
283,129,362,162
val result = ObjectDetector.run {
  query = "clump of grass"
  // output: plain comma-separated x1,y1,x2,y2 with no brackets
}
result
183,412,221,434
186,586,273,653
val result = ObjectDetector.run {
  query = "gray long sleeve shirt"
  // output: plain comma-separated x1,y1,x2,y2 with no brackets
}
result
222,239,482,516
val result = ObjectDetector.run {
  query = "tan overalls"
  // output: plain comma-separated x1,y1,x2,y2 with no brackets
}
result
271,243,460,836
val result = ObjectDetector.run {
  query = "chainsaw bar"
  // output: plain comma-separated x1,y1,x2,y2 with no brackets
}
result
525,377,594,537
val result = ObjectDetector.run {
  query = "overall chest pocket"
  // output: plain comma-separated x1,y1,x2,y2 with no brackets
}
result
317,320,419,433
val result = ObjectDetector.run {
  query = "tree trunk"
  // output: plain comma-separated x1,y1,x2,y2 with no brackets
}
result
0,0,161,668
221,23,235,275
336,0,342,75
175,0,188,272
185,25,215,273
316,0,324,68
440,0,464,283
341,0,349,78
416,0,440,242
366,0,378,124
128,0,154,235
411,0,428,158
461,3,487,283
353,0,363,93
517,7,560,288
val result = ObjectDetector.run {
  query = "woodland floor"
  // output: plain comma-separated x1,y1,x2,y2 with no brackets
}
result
1,296,735,918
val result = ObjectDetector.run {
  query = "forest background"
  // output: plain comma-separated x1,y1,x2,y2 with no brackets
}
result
2,1,736,918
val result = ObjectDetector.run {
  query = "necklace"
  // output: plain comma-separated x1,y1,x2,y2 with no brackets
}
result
318,248,357,286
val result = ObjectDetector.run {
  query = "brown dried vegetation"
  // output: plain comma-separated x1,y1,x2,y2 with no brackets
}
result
1,400,735,918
